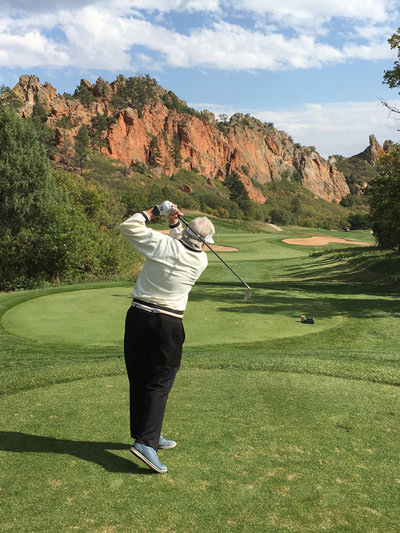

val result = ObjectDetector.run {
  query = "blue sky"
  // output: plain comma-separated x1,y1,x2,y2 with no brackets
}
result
1,0,400,157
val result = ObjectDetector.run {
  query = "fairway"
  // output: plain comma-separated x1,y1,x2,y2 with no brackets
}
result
1,227,399,532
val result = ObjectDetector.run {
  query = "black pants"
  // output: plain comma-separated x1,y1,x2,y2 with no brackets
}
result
124,306,185,450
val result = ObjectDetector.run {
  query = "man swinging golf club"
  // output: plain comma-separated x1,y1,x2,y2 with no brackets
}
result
120,201,215,473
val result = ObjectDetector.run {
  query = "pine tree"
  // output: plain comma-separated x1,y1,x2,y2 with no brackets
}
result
0,85,23,111
171,132,182,167
74,125,90,174
147,134,162,167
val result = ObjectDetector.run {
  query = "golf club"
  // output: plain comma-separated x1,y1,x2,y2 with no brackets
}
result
178,215,252,301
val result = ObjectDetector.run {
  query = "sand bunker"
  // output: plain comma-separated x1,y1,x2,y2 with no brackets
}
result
283,236,371,246
206,244,239,252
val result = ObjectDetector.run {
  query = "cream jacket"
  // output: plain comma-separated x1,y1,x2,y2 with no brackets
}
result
119,212,208,313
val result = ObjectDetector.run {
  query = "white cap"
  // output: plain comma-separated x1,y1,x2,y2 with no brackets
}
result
204,233,214,244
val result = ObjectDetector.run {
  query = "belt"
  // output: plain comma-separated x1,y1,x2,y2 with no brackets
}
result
132,298,184,318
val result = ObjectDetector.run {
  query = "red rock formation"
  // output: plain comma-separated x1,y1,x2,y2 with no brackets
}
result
359,134,384,166
10,75,350,203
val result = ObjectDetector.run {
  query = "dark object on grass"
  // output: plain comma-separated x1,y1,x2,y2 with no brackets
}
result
301,316,315,324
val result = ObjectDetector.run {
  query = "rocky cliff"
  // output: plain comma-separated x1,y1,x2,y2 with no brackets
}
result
10,75,350,203
357,134,392,166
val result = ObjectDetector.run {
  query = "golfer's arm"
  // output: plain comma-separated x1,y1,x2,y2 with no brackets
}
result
169,220,182,239
119,212,162,255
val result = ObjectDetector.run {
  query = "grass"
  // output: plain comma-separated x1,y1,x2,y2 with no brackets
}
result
1,227,400,532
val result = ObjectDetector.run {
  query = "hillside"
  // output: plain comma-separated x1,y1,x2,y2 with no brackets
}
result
8,74,350,204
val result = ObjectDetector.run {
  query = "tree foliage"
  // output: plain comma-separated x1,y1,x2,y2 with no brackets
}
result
74,125,90,174
0,85,23,111
114,74,158,117
0,108,53,234
147,133,162,167
30,101,57,157
225,172,253,218
0,108,137,290
170,132,182,167
383,28,400,91
89,113,110,151
367,145,400,253
366,29,400,252
74,83,96,108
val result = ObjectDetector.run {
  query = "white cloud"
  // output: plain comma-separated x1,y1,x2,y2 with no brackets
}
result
120,0,221,11
154,22,347,70
0,1,397,71
192,99,400,158
225,0,396,29
257,100,400,157
0,30,69,68
0,0,221,15
0,0,97,14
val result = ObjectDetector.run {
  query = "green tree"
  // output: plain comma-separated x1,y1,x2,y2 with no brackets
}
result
367,145,400,252
110,95,128,111
147,134,162,167
30,101,56,157
383,28,400,90
74,125,90,174
116,74,158,117
0,108,60,288
74,83,95,108
55,115,73,129
269,208,293,226
0,85,23,111
58,140,75,170
382,28,400,114
225,172,253,218
366,29,400,252
347,212,370,230
89,113,109,151
291,196,301,216
0,108,137,290
0,108,52,233
171,131,182,167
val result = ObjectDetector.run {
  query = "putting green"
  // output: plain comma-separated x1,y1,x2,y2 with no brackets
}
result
1,285,340,347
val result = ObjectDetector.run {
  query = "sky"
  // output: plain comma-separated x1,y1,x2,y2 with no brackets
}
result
1,0,400,158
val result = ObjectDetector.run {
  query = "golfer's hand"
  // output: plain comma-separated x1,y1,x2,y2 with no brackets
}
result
168,204,183,225
156,200,174,216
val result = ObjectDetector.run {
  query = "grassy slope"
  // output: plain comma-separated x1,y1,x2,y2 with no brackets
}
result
1,225,400,532
83,153,363,229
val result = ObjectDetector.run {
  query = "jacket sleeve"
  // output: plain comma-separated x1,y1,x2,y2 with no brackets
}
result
169,221,183,240
119,212,164,257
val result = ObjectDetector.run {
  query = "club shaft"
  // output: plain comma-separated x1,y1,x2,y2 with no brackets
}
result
178,216,251,291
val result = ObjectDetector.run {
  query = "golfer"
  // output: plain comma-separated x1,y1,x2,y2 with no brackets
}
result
119,201,215,473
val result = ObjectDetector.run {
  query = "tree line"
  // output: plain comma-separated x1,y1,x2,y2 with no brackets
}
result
0,107,140,290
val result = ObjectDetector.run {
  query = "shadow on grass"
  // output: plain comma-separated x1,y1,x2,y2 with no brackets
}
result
0,431,152,474
191,273,400,321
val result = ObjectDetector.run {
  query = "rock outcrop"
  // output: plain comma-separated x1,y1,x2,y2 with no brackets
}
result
359,134,383,166
9,75,350,203
358,134,394,166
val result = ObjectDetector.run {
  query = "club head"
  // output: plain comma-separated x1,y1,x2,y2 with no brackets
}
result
244,288,251,301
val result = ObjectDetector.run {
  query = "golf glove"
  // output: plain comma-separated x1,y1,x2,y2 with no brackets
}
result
155,200,174,216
